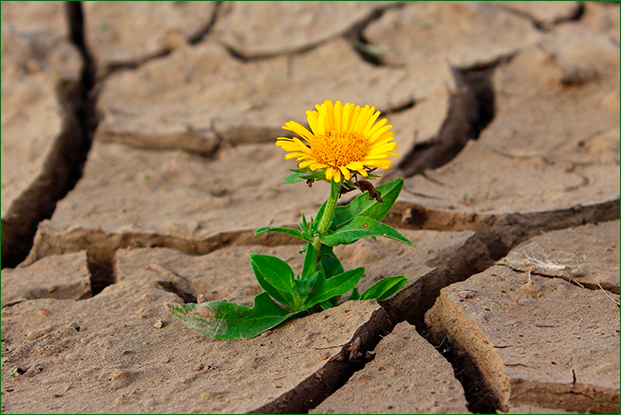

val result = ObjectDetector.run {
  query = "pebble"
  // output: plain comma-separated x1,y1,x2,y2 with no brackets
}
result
153,320,165,329
193,363,205,371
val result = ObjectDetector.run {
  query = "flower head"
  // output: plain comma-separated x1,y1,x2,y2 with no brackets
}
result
276,100,399,183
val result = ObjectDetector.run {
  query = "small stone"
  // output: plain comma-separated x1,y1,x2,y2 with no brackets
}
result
196,294,207,304
37,310,48,317
193,363,205,372
153,320,165,329
122,350,132,355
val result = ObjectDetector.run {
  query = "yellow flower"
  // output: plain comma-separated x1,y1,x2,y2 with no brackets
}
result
276,100,399,183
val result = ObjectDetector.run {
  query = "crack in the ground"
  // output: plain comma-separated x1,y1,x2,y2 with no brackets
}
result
252,307,392,414
215,2,405,63
489,1,585,32
187,1,224,45
0,3,98,270
389,200,620,260
391,62,498,179
25,225,302,296
98,2,224,78
434,339,501,413
342,2,405,67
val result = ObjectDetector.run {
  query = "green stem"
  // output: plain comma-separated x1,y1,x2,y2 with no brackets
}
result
312,179,341,260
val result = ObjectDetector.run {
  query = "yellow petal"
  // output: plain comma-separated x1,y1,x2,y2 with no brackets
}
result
368,125,393,143
309,163,329,170
346,161,365,171
365,118,388,139
306,110,321,136
299,159,318,168
342,102,354,131
339,166,351,181
333,168,341,183
323,100,334,132
283,121,315,142
334,100,343,131
356,105,374,134
285,152,312,160
361,109,382,135
325,167,334,181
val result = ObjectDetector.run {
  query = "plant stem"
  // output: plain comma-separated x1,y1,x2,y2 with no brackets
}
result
312,179,341,259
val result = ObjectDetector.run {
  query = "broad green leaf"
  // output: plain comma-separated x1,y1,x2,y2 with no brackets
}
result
250,254,297,310
305,267,365,309
318,244,344,279
301,243,316,280
348,287,361,301
283,169,326,184
255,226,308,241
314,199,329,232
165,293,301,340
360,276,407,301
319,216,416,247
333,178,403,229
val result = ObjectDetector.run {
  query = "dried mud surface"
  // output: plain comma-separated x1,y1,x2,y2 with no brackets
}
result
1,2,619,414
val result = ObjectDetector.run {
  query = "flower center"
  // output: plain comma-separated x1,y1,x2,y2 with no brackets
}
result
312,130,369,167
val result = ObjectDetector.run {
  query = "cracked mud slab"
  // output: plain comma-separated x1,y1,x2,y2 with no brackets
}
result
1,1,84,266
1,252,90,308
83,1,218,75
580,1,620,44
478,29,619,163
114,228,491,327
211,1,398,58
311,322,469,414
26,140,330,263
394,140,619,258
426,222,620,413
363,1,539,68
392,28,620,255
500,220,620,294
1,280,389,413
490,1,581,29
95,38,453,154
0,1,70,37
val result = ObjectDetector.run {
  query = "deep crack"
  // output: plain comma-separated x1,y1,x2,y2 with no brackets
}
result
395,63,498,178
1,2,98,269
343,3,405,67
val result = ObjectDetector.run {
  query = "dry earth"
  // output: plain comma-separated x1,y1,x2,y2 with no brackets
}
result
1,1,619,414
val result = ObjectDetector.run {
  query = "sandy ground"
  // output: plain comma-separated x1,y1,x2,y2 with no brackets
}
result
1,2,619,413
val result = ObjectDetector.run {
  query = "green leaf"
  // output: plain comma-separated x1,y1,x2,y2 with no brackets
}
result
318,244,344,279
319,216,416,247
250,254,297,310
348,287,361,301
318,300,336,310
333,178,403,229
165,293,302,340
301,243,316,280
255,226,308,241
305,267,365,309
283,168,326,184
314,199,330,232
360,276,407,301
